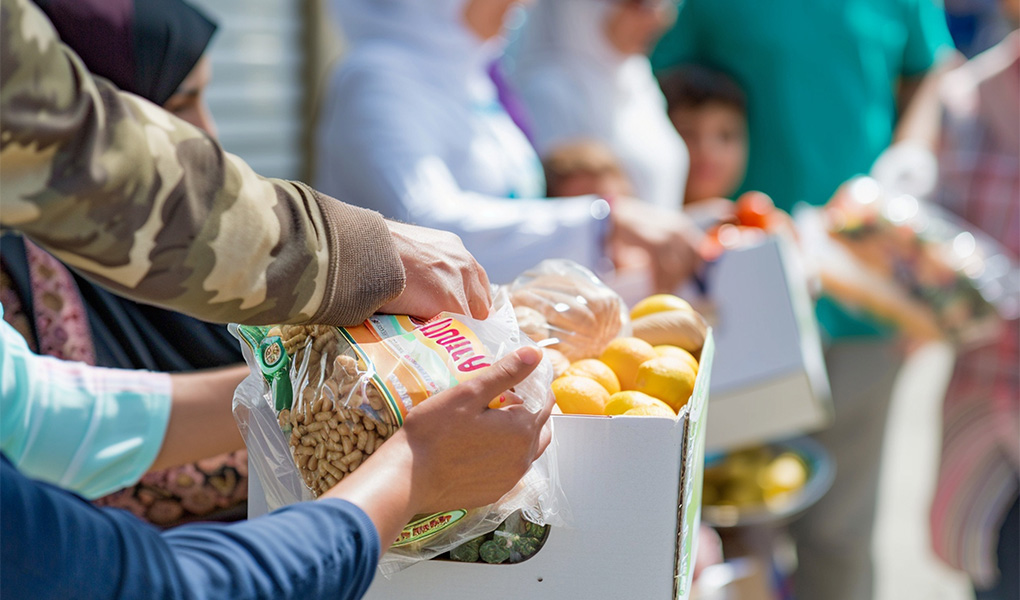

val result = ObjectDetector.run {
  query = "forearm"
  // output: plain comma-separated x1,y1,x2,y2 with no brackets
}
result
893,53,963,149
151,366,249,472
0,0,404,326
412,193,606,285
2,455,380,600
1,318,171,499
319,429,418,556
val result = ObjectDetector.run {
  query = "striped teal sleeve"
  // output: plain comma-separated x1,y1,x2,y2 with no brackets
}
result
1,307,172,499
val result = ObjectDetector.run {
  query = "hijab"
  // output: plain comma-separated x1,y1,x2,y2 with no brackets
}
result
33,0,216,105
0,0,238,372
508,0,689,209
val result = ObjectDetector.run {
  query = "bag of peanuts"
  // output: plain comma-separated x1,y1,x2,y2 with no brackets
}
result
231,293,566,574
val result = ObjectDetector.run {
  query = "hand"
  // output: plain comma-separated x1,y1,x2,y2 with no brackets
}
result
321,346,554,551
378,220,492,320
393,345,553,513
608,198,705,293
869,141,938,198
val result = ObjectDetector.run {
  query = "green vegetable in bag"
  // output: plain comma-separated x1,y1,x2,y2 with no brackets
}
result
450,535,484,563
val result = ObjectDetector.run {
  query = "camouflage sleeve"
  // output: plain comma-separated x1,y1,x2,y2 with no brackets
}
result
0,0,405,326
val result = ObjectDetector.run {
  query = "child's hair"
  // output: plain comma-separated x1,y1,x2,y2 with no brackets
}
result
658,64,746,115
542,140,630,197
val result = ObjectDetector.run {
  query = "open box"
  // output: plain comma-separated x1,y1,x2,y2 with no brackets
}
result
604,237,831,453
354,332,714,600
700,237,832,452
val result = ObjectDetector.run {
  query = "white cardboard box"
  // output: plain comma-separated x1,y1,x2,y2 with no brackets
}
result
360,333,714,600
605,236,831,453
701,237,832,452
250,334,714,599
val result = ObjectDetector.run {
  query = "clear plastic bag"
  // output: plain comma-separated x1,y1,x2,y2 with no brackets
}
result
231,291,566,575
798,176,1019,347
507,259,630,372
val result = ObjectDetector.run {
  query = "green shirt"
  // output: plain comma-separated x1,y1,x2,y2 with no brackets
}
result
653,0,953,338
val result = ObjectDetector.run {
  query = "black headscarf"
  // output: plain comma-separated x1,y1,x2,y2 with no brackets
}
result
33,0,217,105
0,0,240,372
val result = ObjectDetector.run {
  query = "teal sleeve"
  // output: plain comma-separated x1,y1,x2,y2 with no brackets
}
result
1,309,172,499
650,0,702,72
901,0,955,76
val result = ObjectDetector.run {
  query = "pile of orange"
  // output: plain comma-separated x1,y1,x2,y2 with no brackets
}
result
550,295,701,418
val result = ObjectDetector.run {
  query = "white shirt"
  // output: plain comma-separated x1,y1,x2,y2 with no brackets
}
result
507,0,689,209
314,0,606,285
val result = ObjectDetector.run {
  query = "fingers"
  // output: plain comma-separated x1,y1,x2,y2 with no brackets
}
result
461,346,542,410
464,264,491,320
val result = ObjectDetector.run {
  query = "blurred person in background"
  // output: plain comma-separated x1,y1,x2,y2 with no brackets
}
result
928,23,1019,600
2,0,552,596
651,2,956,599
507,0,688,209
0,0,251,527
542,140,635,200
658,64,748,207
314,0,703,293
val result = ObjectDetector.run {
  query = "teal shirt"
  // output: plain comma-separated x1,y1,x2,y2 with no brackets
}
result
1,306,172,499
652,0,953,337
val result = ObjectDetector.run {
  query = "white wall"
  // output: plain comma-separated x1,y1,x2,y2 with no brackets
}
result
189,0,305,180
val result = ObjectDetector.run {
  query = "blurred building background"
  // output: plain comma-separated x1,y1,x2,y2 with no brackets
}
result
188,0,343,182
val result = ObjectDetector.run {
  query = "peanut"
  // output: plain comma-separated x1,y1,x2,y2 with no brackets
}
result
279,329,398,498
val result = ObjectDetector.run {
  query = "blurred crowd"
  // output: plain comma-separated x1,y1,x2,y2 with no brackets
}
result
0,0,1017,599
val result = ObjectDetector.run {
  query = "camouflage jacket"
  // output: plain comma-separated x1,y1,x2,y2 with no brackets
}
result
0,0,405,326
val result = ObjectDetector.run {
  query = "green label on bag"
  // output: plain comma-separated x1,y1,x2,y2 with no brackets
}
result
237,326,293,411
393,510,468,547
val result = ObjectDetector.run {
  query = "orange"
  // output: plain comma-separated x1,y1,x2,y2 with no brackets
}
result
564,359,621,395
630,294,693,321
652,345,699,373
551,376,610,415
634,356,697,412
599,337,657,391
604,391,675,416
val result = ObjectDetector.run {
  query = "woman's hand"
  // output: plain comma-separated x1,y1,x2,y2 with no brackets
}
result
378,221,492,320
320,346,553,552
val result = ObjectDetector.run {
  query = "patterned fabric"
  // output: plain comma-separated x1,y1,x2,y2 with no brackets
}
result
0,265,35,352
929,32,1020,588
0,0,405,328
94,450,249,527
23,241,96,364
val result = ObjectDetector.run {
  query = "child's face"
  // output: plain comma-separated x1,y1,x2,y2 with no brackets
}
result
670,102,748,204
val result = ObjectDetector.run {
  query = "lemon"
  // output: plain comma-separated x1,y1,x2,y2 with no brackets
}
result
564,359,621,395
599,337,657,391
551,376,610,415
624,404,676,417
760,452,807,495
604,390,675,416
630,294,693,320
634,356,697,412
652,345,699,373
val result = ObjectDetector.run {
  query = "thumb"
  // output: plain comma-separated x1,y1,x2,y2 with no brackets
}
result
461,346,543,410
